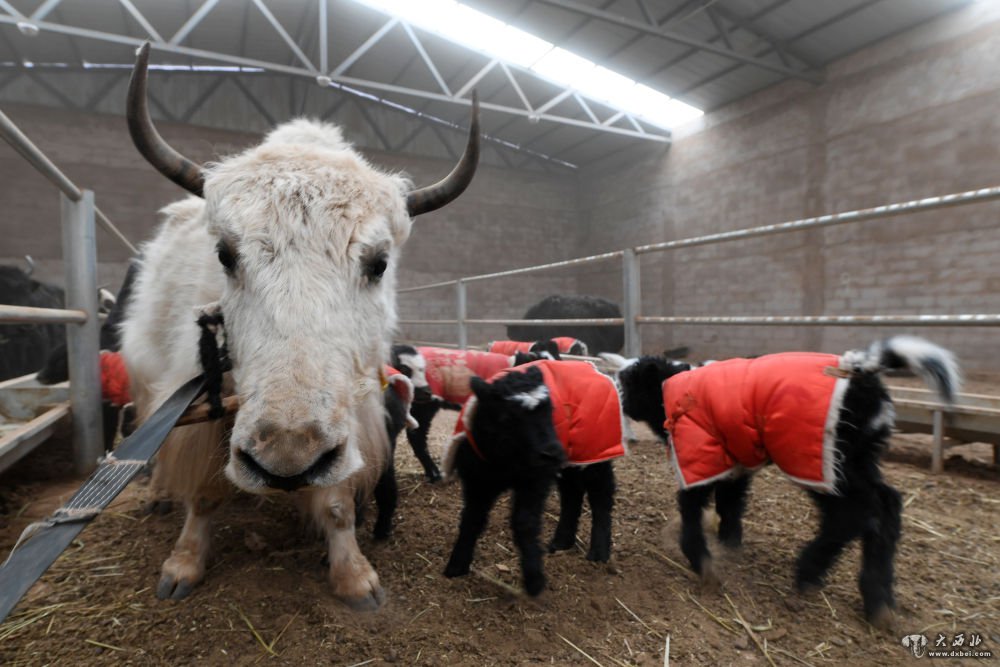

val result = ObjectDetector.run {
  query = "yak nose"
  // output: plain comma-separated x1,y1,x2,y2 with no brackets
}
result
237,421,342,490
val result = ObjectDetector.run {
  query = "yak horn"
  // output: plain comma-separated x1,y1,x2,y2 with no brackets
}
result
127,42,206,198
406,91,480,217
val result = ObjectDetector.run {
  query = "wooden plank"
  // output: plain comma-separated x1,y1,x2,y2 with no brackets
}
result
0,402,70,475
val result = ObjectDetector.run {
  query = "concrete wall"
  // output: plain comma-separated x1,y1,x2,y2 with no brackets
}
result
0,103,580,349
577,1,1000,371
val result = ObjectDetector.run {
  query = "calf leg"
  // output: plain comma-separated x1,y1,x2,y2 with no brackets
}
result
444,480,504,579
406,408,442,482
371,461,398,540
157,496,219,600
583,462,615,562
548,468,585,553
795,493,863,593
678,485,716,586
511,476,555,596
859,483,902,629
714,475,750,548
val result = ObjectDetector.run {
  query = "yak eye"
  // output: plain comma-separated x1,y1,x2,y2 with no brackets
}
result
217,243,237,273
364,254,388,283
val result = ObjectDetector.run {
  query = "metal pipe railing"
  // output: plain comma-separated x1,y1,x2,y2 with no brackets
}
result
400,318,624,326
399,183,1000,353
0,110,138,254
0,304,87,324
637,314,1000,327
397,249,624,293
634,186,1000,254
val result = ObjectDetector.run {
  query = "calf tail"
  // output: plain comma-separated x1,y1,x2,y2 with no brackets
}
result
840,336,961,404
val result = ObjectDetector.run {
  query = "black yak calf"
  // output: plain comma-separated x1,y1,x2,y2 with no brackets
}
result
442,360,625,595
606,336,960,629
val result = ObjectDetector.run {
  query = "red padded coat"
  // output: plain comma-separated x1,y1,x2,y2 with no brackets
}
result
662,353,846,491
100,351,131,406
455,360,625,466
417,347,513,404
488,338,585,355
487,340,534,355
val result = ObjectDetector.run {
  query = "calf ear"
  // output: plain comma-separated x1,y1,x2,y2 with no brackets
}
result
470,375,491,400
522,365,545,384
599,352,630,371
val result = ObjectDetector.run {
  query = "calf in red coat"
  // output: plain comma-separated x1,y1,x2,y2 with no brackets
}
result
390,344,554,482
442,360,626,595
607,336,960,630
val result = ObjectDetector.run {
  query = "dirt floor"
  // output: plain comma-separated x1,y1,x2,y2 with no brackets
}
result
0,410,997,666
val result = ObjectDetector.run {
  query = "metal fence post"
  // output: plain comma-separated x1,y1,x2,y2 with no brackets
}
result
456,279,467,350
61,189,103,474
622,248,641,357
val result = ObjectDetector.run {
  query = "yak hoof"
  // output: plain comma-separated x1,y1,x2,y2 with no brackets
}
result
869,605,896,632
156,553,204,600
156,573,197,600
339,584,386,612
144,498,174,515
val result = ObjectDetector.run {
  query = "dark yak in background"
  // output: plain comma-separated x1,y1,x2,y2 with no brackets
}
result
0,265,65,382
507,295,623,354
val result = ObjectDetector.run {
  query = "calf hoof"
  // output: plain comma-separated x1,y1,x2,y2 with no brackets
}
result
338,584,386,612
548,536,575,553
524,572,546,597
796,580,822,595
717,531,742,549
156,555,204,600
586,546,611,563
699,559,721,593
425,468,443,484
443,560,470,578
372,522,392,541
868,605,896,632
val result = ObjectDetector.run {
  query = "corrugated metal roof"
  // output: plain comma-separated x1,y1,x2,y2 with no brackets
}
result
0,0,974,169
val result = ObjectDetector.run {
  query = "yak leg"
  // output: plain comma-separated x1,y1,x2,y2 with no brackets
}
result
157,497,219,600
312,486,385,611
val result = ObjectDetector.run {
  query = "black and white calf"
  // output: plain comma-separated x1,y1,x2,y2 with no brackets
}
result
606,336,960,629
389,344,557,482
442,360,625,595
366,368,419,539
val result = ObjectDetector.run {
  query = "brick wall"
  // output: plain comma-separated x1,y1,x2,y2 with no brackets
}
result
577,1,1000,371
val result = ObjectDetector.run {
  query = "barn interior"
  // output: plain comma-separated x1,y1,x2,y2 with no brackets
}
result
0,1,998,665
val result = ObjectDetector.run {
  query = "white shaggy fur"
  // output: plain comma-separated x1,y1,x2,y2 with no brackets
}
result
121,118,415,606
